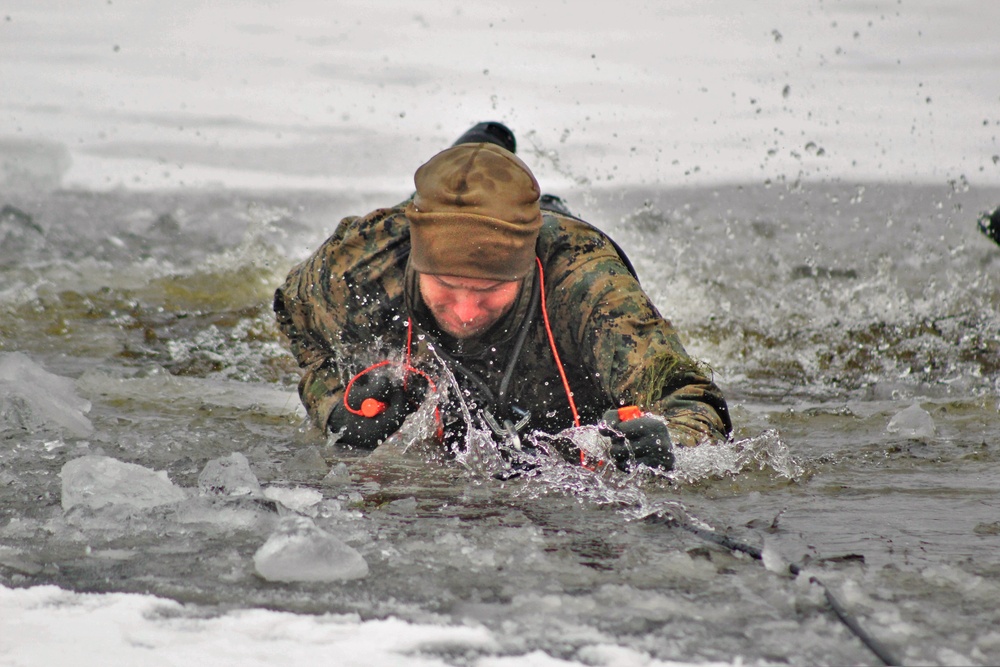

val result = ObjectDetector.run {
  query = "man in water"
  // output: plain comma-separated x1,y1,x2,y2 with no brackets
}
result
273,123,731,472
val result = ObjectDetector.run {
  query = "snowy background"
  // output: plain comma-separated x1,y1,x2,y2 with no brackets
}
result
3,0,999,194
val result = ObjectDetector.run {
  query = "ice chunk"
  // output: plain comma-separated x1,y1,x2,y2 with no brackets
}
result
386,497,418,514
322,462,352,487
198,452,262,497
760,537,788,574
262,486,323,515
0,204,46,262
280,445,329,474
74,369,305,419
0,352,93,437
886,402,936,439
61,455,187,511
253,516,368,582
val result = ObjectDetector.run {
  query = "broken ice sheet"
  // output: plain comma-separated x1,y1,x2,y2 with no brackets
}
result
198,452,262,498
886,403,936,439
253,516,368,583
61,455,187,511
0,352,93,437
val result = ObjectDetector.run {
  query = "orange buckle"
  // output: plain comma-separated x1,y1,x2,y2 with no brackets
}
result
360,398,387,418
617,405,643,422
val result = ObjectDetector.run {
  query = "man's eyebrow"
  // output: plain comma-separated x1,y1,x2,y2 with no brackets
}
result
433,276,508,291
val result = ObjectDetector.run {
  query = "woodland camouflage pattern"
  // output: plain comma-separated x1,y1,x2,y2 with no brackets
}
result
274,203,731,448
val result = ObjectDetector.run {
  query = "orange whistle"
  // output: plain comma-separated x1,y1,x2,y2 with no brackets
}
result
360,398,387,418
617,405,642,422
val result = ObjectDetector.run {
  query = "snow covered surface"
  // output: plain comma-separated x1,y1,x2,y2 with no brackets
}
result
0,584,500,667
1,580,735,666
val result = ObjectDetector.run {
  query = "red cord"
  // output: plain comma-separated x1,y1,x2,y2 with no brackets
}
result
342,355,437,414
536,257,581,430
345,263,579,452
534,257,588,465
340,320,444,442
342,360,397,416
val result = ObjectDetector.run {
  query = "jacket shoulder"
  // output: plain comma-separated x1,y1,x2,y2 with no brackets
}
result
327,205,411,264
280,205,411,346
537,212,637,284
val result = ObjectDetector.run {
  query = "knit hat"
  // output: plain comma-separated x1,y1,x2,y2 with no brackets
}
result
405,143,542,281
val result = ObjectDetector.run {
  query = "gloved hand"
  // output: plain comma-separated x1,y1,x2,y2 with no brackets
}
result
327,370,427,449
599,408,674,472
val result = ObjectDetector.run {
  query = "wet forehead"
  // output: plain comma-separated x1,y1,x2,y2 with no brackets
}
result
424,274,519,291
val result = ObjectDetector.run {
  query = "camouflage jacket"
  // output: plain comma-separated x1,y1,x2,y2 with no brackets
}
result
273,203,731,447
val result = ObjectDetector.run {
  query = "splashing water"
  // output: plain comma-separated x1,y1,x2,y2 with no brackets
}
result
443,414,806,533
2,184,999,665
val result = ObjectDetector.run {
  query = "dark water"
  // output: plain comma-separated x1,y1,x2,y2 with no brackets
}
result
2,181,999,665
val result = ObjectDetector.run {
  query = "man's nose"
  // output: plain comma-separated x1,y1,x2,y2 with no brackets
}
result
451,294,484,323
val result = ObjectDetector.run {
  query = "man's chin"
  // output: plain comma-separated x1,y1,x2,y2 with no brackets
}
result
439,320,491,339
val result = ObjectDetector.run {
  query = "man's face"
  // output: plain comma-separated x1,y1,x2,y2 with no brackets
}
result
418,273,521,339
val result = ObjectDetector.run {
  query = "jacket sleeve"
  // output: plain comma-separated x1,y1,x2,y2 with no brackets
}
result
544,225,732,447
272,219,358,431
273,207,412,431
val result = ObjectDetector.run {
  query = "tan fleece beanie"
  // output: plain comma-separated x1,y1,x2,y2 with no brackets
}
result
405,143,543,281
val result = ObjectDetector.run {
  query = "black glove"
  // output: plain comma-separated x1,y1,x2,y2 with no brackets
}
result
599,408,674,472
327,371,427,450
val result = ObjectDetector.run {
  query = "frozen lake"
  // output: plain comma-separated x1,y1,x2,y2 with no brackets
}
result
2,1,999,665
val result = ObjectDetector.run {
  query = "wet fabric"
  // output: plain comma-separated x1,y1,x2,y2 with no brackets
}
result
273,203,732,448
406,143,543,281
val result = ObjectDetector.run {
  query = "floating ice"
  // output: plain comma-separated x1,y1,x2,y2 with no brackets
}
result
385,497,418,514
253,516,368,582
74,369,304,419
0,352,93,437
280,445,329,474
886,403,936,439
322,462,352,487
262,486,323,515
0,204,46,262
61,455,187,511
171,497,277,533
198,452,262,497
760,537,789,574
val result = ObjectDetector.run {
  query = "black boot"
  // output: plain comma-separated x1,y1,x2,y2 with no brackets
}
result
539,194,574,217
452,121,517,154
